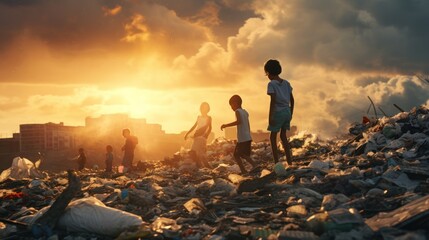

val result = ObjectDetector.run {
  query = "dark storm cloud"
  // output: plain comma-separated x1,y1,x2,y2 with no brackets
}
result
0,0,41,6
0,0,253,51
0,0,122,51
353,76,390,87
1,0,429,87
280,0,429,74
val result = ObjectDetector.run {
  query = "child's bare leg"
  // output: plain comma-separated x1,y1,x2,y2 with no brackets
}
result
280,129,292,165
243,155,257,168
201,156,211,168
270,132,279,163
234,157,247,174
233,151,247,173
190,150,202,167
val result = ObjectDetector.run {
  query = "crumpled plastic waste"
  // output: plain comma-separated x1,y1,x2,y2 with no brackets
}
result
0,105,428,239
0,157,45,183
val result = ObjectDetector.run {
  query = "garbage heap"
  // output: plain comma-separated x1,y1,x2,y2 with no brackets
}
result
1,105,429,240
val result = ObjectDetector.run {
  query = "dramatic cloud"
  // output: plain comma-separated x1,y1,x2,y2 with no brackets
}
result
0,0,428,138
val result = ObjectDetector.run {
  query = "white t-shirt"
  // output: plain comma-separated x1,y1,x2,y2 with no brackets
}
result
267,79,293,112
236,108,252,143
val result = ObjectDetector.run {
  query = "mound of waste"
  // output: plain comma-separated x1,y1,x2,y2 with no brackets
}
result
1,105,428,239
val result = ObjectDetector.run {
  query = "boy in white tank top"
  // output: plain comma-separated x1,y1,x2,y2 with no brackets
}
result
221,95,258,174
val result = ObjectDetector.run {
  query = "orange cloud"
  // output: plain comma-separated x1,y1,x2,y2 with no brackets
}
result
188,1,221,27
102,5,122,16
122,14,150,42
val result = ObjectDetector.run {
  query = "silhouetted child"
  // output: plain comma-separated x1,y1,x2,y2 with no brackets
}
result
264,59,294,164
105,145,113,172
185,102,212,168
76,148,86,171
121,128,138,172
221,95,257,174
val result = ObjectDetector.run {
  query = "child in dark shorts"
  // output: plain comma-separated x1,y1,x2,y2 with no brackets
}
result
221,95,257,174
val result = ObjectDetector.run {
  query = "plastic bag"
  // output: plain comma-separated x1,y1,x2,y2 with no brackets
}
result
0,157,44,182
57,197,143,237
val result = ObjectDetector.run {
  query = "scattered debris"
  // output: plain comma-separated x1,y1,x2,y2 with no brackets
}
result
0,105,428,239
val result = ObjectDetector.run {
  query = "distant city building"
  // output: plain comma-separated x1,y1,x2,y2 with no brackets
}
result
0,134,20,153
83,114,181,161
85,114,164,138
0,133,21,171
1,114,244,172
19,122,82,152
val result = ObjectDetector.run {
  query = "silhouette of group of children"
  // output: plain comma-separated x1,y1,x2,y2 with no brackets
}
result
185,59,294,174
72,128,138,173
73,59,294,174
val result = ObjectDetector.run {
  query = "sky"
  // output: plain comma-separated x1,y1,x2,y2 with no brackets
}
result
0,0,428,139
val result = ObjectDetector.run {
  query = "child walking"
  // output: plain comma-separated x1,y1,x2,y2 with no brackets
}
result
105,145,113,172
265,59,294,164
185,102,212,168
221,95,257,174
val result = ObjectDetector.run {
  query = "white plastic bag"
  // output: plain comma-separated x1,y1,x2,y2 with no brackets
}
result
0,157,44,182
57,197,143,237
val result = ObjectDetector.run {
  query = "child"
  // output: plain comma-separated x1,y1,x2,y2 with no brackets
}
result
265,59,294,164
121,128,138,172
221,95,257,174
105,145,113,172
76,148,86,171
185,102,212,168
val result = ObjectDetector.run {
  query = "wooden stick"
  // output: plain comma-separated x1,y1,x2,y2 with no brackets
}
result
32,170,81,230
367,96,378,119
0,218,28,227
378,107,388,117
366,103,372,114
393,104,405,112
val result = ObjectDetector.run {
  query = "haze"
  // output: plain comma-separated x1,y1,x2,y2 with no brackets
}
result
1,0,428,139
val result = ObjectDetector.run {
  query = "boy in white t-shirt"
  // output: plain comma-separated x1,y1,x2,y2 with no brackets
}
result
265,59,294,165
221,95,257,174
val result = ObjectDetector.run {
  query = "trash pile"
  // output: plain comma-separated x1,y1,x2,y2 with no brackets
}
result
1,105,428,239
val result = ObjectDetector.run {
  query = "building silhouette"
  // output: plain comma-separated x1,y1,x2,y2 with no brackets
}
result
0,114,217,171
0,134,20,171
20,122,81,152
0,114,197,171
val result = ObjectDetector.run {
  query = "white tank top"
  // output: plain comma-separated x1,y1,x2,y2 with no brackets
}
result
236,108,252,143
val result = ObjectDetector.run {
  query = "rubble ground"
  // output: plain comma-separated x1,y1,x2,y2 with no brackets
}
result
1,105,429,239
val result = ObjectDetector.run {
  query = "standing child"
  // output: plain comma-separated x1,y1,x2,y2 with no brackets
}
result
185,102,212,168
264,59,294,164
105,145,113,172
121,128,138,173
221,95,257,174
76,148,86,171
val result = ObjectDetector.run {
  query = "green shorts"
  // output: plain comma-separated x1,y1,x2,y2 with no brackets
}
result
268,108,291,132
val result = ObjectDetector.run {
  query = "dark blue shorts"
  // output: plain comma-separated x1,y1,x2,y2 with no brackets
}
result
268,108,291,132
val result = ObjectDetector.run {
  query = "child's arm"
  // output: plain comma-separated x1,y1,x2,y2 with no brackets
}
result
68,154,79,161
269,93,276,125
204,117,212,138
185,120,198,140
290,92,295,118
221,111,241,130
